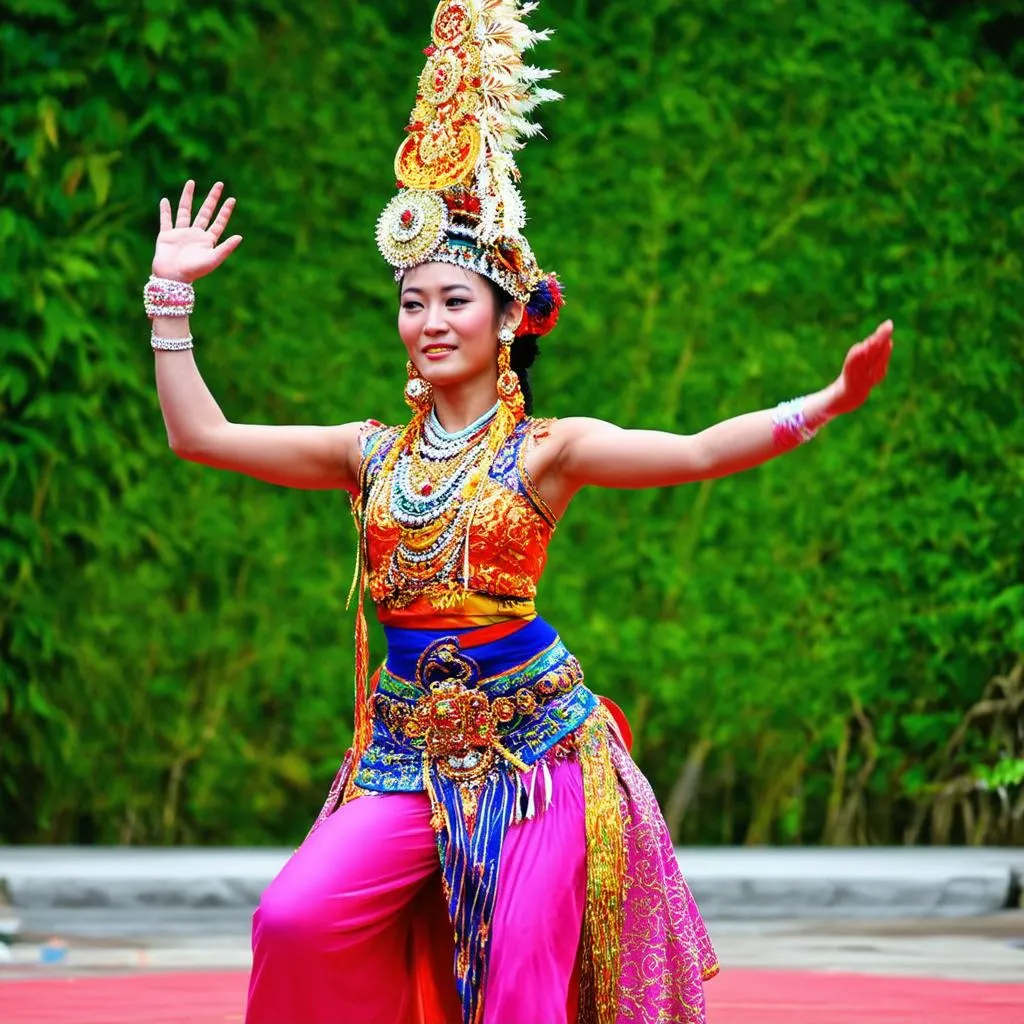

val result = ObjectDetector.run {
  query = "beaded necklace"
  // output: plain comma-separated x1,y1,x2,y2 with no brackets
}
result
397,402,500,508
375,401,506,601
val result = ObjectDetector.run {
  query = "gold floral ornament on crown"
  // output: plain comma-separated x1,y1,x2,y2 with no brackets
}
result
397,1,483,190
376,0,562,303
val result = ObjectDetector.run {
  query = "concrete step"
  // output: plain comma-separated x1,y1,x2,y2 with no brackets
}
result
0,846,1019,938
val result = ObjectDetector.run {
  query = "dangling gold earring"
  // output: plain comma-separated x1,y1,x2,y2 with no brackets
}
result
404,360,433,414
496,324,525,421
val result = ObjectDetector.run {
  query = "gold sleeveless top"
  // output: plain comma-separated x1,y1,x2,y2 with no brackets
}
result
358,416,557,624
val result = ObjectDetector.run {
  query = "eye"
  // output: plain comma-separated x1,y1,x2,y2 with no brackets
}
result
401,300,422,312
446,297,468,307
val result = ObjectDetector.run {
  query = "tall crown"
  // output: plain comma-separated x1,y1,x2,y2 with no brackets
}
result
376,0,562,313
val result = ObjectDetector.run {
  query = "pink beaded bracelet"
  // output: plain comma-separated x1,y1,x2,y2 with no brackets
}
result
144,275,195,318
772,397,825,451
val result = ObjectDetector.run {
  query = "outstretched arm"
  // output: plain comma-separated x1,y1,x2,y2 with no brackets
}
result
550,320,893,491
149,181,362,492
155,348,362,491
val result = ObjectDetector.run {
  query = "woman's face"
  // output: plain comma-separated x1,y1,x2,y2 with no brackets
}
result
399,263,509,388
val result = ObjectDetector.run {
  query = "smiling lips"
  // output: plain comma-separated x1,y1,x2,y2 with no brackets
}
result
423,344,456,358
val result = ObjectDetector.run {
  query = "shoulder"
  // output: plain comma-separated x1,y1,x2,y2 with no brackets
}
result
504,415,556,463
535,416,621,454
524,417,626,500
359,419,403,455
358,419,404,488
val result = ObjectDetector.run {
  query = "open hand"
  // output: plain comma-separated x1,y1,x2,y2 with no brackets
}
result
830,320,894,415
151,180,242,283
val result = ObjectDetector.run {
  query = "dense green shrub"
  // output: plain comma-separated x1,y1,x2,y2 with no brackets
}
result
2,0,1021,845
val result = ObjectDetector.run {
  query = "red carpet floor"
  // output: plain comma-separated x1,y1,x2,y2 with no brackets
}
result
0,969,1021,1024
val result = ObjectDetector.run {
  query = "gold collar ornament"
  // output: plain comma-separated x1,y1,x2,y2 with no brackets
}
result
376,0,561,303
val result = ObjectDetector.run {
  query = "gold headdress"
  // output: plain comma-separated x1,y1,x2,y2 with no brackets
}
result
376,0,562,310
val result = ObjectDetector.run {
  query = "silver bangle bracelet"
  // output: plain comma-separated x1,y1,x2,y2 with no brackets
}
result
151,332,194,352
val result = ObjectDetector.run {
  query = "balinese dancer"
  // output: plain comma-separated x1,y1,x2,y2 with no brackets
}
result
146,2,893,1022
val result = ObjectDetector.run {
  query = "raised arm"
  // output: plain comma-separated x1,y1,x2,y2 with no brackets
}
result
542,321,893,496
148,181,362,492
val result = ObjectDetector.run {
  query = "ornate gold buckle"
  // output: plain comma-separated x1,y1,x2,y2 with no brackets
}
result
404,638,527,779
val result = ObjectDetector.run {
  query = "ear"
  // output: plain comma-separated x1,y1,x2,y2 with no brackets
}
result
505,299,526,333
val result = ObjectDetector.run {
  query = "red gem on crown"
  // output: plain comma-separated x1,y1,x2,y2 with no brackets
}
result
400,209,414,227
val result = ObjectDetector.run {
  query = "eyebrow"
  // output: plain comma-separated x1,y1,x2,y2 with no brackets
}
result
401,284,474,297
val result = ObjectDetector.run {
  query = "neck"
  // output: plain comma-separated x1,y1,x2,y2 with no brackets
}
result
431,376,502,433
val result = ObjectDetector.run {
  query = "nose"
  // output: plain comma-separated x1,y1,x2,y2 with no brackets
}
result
423,305,449,337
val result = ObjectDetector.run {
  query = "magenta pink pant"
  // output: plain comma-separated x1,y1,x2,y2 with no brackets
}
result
246,758,587,1024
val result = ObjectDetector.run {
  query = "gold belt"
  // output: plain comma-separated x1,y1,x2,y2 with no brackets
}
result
373,640,584,781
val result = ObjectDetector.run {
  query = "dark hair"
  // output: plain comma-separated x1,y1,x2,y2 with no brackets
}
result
485,278,541,416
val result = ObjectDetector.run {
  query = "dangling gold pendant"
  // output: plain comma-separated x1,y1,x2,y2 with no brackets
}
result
405,361,433,413
497,368,525,419
496,340,525,420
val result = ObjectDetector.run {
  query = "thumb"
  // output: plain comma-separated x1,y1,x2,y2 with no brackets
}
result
210,235,243,269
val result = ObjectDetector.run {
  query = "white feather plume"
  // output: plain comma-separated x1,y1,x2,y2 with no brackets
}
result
471,0,560,240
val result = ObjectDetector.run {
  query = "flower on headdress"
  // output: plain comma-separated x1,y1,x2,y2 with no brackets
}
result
517,273,564,338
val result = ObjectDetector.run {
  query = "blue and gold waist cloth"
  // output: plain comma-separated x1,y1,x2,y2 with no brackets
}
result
355,616,598,793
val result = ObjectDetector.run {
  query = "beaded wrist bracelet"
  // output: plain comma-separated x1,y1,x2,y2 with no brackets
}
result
144,275,195,318
772,396,823,451
151,331,194,352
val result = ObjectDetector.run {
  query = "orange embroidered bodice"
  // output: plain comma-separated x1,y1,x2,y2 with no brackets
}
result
358,416,556,620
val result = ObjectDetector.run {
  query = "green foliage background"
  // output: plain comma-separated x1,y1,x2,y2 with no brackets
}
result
2,0,1022,845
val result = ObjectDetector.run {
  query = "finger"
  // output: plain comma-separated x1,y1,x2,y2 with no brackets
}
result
873,334,893,368
872,352,888,385
208,197,237,242
192,181,224,231
176,179,195,229
878,338,894,377
860,340,884,380
209,234,243,269
864,320,889,345
159,196,172,232
863,329,889,361
864,344,885,382
869,342,893,385
850,339,871,368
